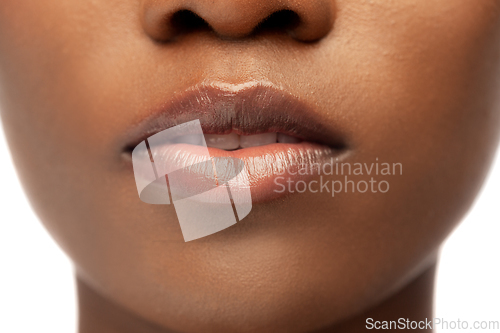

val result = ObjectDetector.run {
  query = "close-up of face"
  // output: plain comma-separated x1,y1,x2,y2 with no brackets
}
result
1,0,500,332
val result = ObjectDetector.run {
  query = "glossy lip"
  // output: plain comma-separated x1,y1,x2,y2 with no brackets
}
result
122,81,349,203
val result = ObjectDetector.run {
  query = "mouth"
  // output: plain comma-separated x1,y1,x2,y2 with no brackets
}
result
122,81,348,203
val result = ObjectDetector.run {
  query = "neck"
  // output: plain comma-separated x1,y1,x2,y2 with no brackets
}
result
77,263,437,333
320,263,437,333
77,279,172,333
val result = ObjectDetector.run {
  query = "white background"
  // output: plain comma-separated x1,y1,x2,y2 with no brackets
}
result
0,123,499,333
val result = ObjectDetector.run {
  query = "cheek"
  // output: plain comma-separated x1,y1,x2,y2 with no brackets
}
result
0,0,137,203
315,0,500,179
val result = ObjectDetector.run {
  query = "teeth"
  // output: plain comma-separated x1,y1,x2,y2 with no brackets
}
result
204,133,240,150
240,133,277,148
203,132,301,150
277,133,301,144
173,134,204,146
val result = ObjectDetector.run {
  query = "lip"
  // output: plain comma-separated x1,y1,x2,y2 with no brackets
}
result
122,81,348,203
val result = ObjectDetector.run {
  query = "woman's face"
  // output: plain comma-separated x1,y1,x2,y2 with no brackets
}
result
1,0,500,331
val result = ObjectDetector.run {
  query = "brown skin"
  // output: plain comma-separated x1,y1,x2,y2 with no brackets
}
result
1,0,500,332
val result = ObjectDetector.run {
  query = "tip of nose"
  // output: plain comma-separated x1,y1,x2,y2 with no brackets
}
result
142,1,335,43
211,10,301,40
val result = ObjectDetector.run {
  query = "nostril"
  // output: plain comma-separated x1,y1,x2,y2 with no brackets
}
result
255,10,300,36
142,7,211,43
169,9,301,41
170,10,210,37
142,1,334,43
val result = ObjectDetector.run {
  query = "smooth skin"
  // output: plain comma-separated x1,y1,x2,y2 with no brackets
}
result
1,1,500,332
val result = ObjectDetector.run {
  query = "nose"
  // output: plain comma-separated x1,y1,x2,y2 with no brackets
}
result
141,0,335,42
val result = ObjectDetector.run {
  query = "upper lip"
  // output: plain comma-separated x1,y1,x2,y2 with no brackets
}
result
122,81,346,153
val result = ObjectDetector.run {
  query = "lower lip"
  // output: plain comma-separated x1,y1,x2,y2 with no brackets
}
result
140,141,343,203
